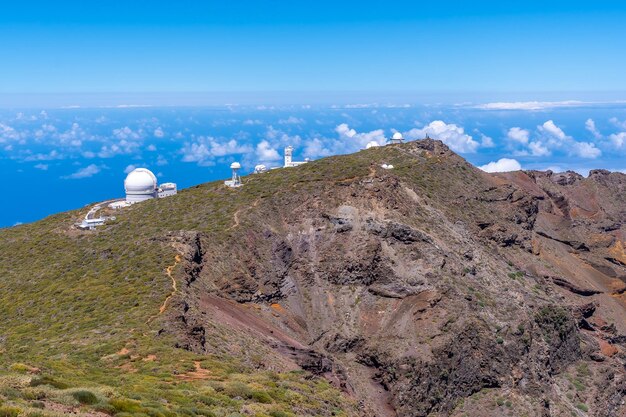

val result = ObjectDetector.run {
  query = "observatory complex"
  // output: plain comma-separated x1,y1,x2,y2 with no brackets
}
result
108,167,177,209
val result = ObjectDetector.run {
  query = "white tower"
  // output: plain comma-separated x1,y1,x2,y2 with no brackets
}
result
225,162,242,187
284,146,293,167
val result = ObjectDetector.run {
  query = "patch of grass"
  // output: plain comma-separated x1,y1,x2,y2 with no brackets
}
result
72,390,98,405
0,406,22,417
29,376,68,390
575,403,589,412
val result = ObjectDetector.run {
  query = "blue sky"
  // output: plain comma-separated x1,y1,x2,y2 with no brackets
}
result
2,1,626,98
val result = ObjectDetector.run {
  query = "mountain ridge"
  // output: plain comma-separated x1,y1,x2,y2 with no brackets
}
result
1,139,626,417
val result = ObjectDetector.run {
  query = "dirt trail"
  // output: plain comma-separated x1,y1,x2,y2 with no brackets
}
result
148,254,182,322
177,361,213,381
228,198,260,231
160,254,182,314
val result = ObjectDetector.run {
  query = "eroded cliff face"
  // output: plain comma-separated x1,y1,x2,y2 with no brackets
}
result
159,140,626,416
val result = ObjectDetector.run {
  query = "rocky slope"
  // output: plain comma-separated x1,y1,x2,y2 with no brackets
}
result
1,139,625,417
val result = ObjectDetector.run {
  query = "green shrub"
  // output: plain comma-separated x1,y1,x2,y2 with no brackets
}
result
0,388,21,400
251,390,273,404
109,398,143,413
0,406,22,417
72,390,98,405
223,382,251,399
9,363,33,373
269,410,294,417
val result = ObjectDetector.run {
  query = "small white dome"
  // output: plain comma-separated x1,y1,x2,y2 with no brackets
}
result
254,164,267,173
366,141,380,149
230,162,241,169
124,168,157,193
392,132,403,140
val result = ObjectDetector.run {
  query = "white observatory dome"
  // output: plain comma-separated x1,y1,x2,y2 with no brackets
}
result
366,141,380,149
230,162,241,169
124,168,157,203
392,132,403,140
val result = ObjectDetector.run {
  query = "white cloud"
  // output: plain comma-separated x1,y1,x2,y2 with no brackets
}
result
527,141,551,156
180,137,252,165
278,116,305,125
34,163,49,170
255,140,281,162
571,142,602,159
124,164,137,174
181,143,211,164
335,123,387,149
243,119,263,125
153,127,165,138
113,126,142,140
609,132,626,148
24,150,64,161
156,155,168,166
0,123,21,143
62,164,102,179
610,117,626,130
303,137,334,158
57,123,85,147
480,134,495,148
478,158,522,173
537,120,601,159
585,118,603,139
146,144,157,151
404,121,479,153
539,120,567,140
575,145,601,160
476,101,585,111
210,139,253,157
507,127,530,144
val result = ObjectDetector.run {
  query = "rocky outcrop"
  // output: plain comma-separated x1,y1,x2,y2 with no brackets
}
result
157,140,626,417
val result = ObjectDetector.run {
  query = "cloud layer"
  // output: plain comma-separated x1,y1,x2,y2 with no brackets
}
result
479,158,522,173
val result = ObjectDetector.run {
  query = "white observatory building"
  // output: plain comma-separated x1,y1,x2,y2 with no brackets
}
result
254,164,267,174
225,162,243,188
123,168,177,204
389,132,405,145
284,146,308,168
